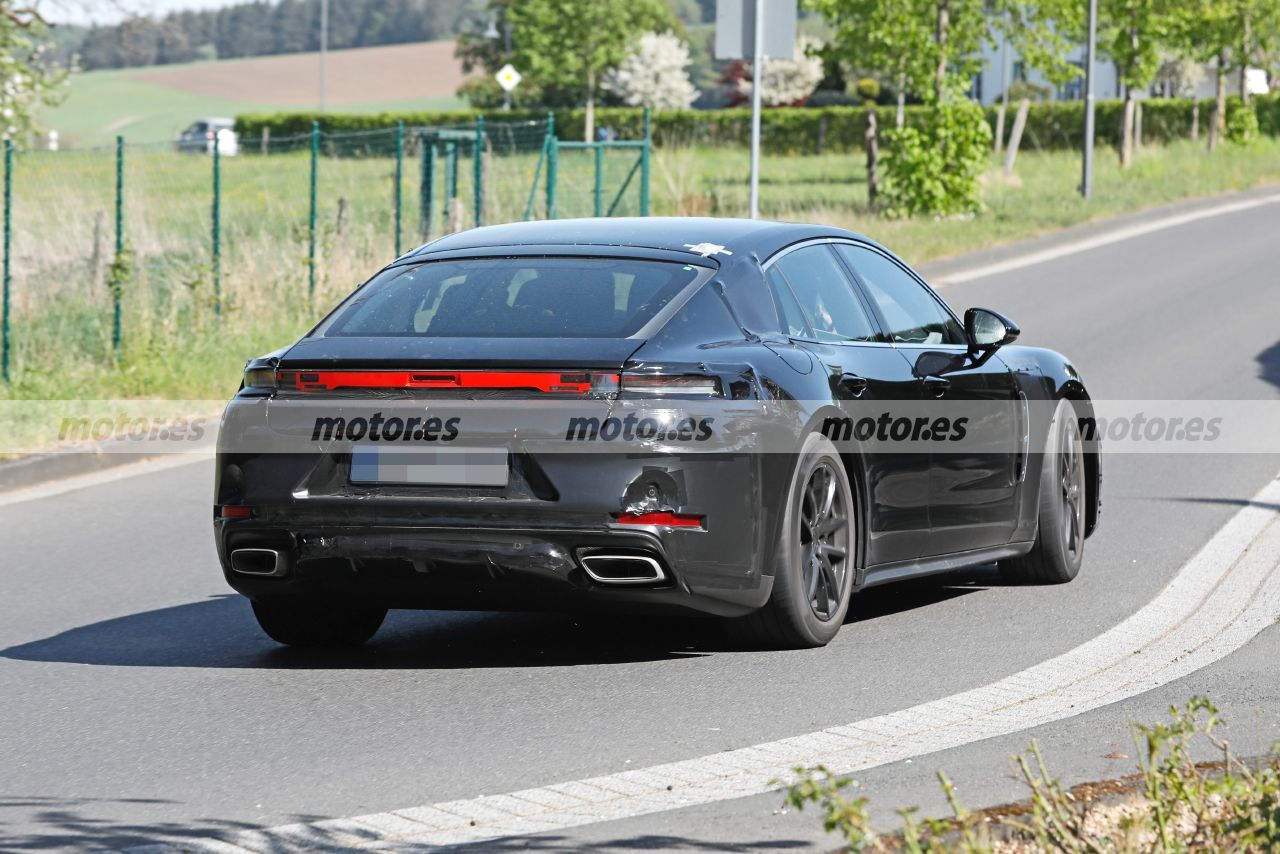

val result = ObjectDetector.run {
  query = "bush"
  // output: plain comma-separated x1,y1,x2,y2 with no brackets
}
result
1004,80,1052,103
236,92,1280,156
1227,101,1260,145
880,100,991,218
785,697,1280,852
854,78,880,104
456,77,507,109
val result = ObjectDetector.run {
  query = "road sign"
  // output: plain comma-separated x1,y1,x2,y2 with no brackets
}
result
714,0,796,60
495,64,522,92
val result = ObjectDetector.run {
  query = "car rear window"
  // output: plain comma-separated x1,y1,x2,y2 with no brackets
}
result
318,257,707,338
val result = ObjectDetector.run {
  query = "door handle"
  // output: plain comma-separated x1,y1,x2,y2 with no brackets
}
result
923,375,951,397
839,372,869,397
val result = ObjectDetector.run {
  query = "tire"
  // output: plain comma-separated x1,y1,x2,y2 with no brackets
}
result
730,434,856,648
251,598,387,647
1001,399,1086,585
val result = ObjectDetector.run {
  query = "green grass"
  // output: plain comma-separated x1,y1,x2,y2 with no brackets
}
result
652,138,1280,262
37,64,464,148
2,137,1279,413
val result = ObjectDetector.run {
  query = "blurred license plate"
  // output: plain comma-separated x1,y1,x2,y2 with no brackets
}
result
350,446,509,486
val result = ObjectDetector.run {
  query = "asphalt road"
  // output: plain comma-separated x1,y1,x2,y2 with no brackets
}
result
2,190,1279,851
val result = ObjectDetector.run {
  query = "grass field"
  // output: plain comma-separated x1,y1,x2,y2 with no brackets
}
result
662,139,1280,262
38,41,467,148
2,136,1278,409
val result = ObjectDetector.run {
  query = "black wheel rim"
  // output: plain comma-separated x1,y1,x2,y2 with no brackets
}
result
799,462,850,622
1059,418,1085,561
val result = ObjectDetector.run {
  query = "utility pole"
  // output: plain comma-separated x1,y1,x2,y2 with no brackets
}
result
319,0,329,112
748,0,765,219
1080,0,1097,199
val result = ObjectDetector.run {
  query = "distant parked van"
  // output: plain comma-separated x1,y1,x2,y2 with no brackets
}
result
176,118,239,156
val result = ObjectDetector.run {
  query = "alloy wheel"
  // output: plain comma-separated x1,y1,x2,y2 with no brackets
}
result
798,462,851,621
1059,419,1085,561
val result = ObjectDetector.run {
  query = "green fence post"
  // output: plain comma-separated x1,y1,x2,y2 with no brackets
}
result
212,133,221,315
593,143,604,217
419,132,435,241
2,140,10,384
640,107,651,217
394,120,404,256
308,121,319,298
444,141,458,225
113,135,124,363
545,113,557,220
473,116,485,227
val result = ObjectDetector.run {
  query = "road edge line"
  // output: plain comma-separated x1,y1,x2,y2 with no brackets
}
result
932,191,1280,285
126,475,1280,853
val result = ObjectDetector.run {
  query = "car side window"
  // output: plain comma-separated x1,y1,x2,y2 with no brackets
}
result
772,246,878,343
836,245,966,346
765,267,811,337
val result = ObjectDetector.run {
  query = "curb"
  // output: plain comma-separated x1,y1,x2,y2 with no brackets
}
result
0,450,160,494
0,412,221,495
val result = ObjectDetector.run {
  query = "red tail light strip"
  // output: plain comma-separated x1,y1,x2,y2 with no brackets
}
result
615,512,705,529
277,370,619,394
218,505,253,519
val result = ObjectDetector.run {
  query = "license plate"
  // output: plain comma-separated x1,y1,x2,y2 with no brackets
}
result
349,446,509,487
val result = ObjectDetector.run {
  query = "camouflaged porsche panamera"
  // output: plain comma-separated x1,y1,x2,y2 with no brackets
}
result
214,218,1100,648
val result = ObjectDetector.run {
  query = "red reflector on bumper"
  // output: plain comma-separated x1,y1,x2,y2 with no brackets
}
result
219,505,253,519
615,512,704,528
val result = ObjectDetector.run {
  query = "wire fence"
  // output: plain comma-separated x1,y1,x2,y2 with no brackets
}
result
0,113,653,385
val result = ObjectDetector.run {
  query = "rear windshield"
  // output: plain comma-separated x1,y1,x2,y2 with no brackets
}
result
318,257,707,338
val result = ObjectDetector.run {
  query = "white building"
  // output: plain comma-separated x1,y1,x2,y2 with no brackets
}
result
972,35,1120,105
970,35,1269,105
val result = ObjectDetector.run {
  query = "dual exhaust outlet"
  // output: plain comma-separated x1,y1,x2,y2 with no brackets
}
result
230,548,666,586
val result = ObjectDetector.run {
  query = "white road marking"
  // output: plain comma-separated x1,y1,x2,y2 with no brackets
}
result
0,454,207,508
933,192,1280,285
125,474,1280,853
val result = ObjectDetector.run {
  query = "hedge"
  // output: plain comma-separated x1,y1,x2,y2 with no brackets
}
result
237,93,1280,156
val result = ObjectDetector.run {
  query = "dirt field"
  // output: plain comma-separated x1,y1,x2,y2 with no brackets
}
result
132,39,466,106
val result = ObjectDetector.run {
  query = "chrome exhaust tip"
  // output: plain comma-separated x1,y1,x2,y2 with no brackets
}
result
579,554,666,585
229,548,287,577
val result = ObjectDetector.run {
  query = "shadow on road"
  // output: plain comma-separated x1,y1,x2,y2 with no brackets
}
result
0,795,273,852
446,833,813,851
1258,339,1280,391
1167,497,1280,513
0,567,1006,671
0,800,812,852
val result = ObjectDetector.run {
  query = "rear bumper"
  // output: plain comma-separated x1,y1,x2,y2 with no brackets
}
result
214,387,791,616
215,520,771,618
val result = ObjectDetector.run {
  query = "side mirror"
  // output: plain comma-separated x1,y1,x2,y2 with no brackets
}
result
965,307,1020,352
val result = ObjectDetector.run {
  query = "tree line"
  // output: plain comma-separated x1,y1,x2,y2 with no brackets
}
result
455,0,1279,213
63,0,485,70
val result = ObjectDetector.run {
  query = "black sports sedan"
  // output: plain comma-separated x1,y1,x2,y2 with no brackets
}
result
215,218,1099,649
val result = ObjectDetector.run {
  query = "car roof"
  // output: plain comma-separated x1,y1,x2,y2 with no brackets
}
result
405,217,877,264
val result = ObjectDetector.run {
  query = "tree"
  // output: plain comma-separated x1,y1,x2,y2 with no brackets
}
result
0,5,69,141
1166,0,1278,151
74,0,484,70
507,0,675,141
812,0,1076,214
734,36,826,106
1232,0,1280,103
809,0,932,125
1098,0,1171,167
812,0,1080,108
602,31,698,110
